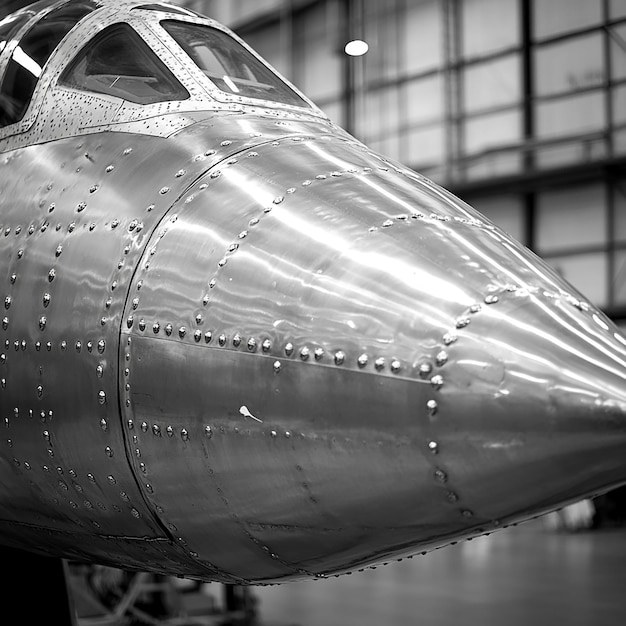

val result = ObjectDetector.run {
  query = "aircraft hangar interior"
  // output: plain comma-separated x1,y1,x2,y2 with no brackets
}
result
1,0,626,624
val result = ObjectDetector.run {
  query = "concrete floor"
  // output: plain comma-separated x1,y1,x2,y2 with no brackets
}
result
253,520,626,626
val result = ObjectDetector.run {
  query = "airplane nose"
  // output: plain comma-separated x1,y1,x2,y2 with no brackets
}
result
120,132,626,580
431,282,626,524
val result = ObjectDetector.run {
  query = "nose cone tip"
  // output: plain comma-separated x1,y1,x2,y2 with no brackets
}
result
435,286,626,525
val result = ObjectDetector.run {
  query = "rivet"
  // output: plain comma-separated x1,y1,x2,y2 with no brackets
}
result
152,424,161,437
48,269,56,282
436,351,448,366
166,425,173,437
357,354,369,368
159,186,170,194
96,365,103,377
284,342,294,356
97,340,105,353
10,274,16,284
434,468,448,483
447,491,459,503
153,322,160,334
37,385,43,397
165,323,173,336
247,337,257,351
430,375,444,390
273,360,281,373
194,330,202,342
262,339,271,352
100,418,108,431
390,359,401,373
100,317,107,326
132,297,139,309
456,318,470,329
334,351,345,365
3,296,10,310
485,294,499,304
428,440,438,454
138,319,146,331
141,421,148,433
111,219,119,229
127,316,134,328
462,509,474,518
204,331,212,343
419,362,432,377
232,333,241,347
39,316,47,330
41,293,51,308
443,333,457,345
46,341,52,351
98,390,106,404
314,347,324,361
270,430,277,437
204,425,212,438
105,447,113,458
300,346,310,360
426,399,438,416
181,428,189,441
77,201,86,212
470,303,482,313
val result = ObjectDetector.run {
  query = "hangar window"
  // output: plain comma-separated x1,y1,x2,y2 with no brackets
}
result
59,23,190,105
0,1,97,128
161,20,310,108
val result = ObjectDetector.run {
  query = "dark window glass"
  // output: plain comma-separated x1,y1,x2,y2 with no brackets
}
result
0,1,97,127
0,13,30,55
59,23,189,105
162,20,311,108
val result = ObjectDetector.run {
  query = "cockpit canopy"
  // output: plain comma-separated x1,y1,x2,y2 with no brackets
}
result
0,0,315,133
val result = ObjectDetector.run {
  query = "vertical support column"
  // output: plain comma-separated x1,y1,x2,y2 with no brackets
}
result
520,0,536,252
442,0,460,181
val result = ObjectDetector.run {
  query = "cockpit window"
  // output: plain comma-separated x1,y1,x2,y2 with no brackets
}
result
0,1,97,128
59,23,189,105
0,13,30,56
161,20,311,108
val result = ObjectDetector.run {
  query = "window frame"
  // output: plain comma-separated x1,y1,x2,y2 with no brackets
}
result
151,14,322,115
58,21,190,106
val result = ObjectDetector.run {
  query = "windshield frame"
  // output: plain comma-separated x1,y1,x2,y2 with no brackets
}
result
150,14,320,115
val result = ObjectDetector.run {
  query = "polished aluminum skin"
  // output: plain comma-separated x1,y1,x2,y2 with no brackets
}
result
0,0,625,584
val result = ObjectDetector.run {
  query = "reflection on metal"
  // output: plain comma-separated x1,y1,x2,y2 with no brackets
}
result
0,0,625,587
